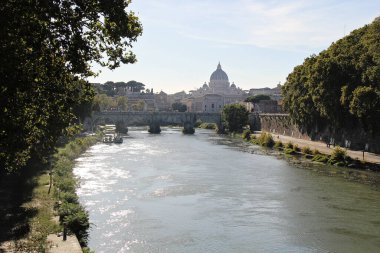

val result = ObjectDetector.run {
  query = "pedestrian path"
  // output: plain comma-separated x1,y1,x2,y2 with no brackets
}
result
255,132,380,165
46,234,82,253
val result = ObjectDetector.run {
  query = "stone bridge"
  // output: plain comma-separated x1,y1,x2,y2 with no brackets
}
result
84,111,223,133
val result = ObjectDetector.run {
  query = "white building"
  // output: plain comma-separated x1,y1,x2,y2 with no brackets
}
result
183,63,247,112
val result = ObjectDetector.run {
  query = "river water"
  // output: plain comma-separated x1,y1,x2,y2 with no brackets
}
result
74,128,380,253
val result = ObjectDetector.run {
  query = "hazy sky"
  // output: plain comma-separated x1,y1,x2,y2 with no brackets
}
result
89,0,379,93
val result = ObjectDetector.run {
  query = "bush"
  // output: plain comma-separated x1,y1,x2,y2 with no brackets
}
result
242,129,252,140
284,147,296,155
283,142,297,154
64,208,90,246
328,146,352,166
312,154,329,163
250,136,259,145
301,146,312,155
274,141,283,149
284,142,294,149
52,135,98,247
61,192,79,204
312,149,321,155
199,123,217,130
258,132,275,147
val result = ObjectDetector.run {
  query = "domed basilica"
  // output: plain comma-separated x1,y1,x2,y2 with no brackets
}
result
183,63,246,112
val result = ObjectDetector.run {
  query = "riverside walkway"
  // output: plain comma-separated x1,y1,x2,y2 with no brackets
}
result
255,132,380,165
46,234,82,253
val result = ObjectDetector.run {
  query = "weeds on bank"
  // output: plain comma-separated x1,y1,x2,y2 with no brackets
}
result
198,122,217,130
52,135,99,247
241,131,357,169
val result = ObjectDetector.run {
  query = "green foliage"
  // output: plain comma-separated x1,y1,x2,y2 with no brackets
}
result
242,129,252,140
126,80,146,93
116,96,128,111
132,100,146,112
83,247,96,253
274,141,283,149
301,146,312,155
301,146,313,158
172,102,187,112
282,17,380,135
284,142,294,149
222,104,249,132
349,86,380,131
244,94,271,103
63,208,90,246
93,94,117,111
312,154,329,163
283,142,298,154
258,132,275,147
199,123,217,130
312,149,321,155
328,146,352,166
0,0,142,173
52,136,98,247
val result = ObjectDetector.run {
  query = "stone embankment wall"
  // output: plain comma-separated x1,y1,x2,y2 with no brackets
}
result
249,113,380,154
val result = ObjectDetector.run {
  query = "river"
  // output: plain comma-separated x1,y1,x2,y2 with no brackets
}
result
74,128,380,253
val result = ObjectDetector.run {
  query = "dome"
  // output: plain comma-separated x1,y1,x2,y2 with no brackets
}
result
210,62,229,81
231,82,236,88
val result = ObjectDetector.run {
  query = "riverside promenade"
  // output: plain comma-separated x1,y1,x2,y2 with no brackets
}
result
46,234,82,253
255,132,380,165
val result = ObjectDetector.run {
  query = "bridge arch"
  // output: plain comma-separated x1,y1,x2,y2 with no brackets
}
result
86,112,223,134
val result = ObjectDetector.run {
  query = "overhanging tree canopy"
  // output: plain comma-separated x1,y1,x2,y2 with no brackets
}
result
0,0,142,173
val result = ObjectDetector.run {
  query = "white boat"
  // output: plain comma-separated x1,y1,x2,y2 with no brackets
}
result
103,133,115,143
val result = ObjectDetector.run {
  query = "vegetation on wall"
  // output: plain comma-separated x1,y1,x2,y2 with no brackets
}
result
282,17,380,136
0,0,142,173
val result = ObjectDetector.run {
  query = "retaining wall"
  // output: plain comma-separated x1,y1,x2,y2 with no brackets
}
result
249,113,380,154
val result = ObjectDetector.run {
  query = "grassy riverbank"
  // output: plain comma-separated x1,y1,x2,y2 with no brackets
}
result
53,135,99,247
0,134,100,252
238,130,380,189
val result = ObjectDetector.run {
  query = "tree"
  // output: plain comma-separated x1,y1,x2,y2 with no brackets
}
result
0,1,142,173
222,104,249,132
126,80,145,93
245,94,271,103
116,96,128,111
349,86,380,132
132,100,145,111
282,17,380,136
172,102,187,112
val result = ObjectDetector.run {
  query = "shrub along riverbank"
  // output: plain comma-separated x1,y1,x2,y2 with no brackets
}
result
239,130,380,188
0,134,99,252
52,135,99,247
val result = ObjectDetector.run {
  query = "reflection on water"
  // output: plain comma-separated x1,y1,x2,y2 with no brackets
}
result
74,128,380,253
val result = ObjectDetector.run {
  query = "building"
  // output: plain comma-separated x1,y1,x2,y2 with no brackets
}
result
183,63,247,112
249,83,282,101
154,91,171,111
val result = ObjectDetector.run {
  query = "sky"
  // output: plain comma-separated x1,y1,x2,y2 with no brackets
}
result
89,0,380,94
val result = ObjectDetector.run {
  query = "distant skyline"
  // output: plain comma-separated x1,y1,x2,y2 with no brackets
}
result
89,0,380,93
